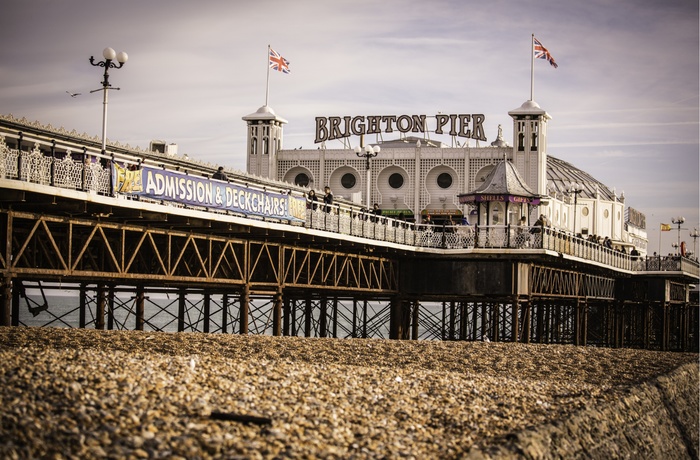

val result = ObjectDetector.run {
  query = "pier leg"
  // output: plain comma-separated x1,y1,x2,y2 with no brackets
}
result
492,303,500,342
535,300,544,343
352,300,358,338
203,292,211,333
332,298,338,338
291,299,298,336
459,302,467,341
178,288,186,332
96,284,106,330
272,289,283,337
135,285,145,331
11,281,20,327
523,299,532,343
362,300,368,338
319,296,327,338
222,293,229,334
389,296,401,340
573,299,581,346
304,298,312,337
411,300,419,340
662,301,669,351
511,296,520,342
107,286,115,330
441,301,447,341
581,300,588,346
283,297,291,336
1,277,11,327
240,285,249,335
389,296,408,340
79,283,87,328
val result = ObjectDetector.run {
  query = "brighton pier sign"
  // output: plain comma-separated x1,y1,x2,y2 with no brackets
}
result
314,114,487,144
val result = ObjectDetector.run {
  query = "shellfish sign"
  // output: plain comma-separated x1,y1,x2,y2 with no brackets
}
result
314,114,487,143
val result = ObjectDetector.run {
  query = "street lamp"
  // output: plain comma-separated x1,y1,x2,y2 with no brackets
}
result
671,216,685,254
566,182,583,236
354,144,380,208
90,47,128,155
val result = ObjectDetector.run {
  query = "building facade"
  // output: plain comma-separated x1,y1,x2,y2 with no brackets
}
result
243,100,646,253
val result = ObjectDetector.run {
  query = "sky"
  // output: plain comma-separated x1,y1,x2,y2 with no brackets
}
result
1,0,698,255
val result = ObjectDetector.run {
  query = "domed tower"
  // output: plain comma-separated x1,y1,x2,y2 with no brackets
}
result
508,100,550,196
242,105,287,179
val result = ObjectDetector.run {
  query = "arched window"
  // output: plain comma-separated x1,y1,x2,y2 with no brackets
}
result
251,138,257,155
294,173,309,187
388,173,404,189
341,173,356,189
437,172,453,189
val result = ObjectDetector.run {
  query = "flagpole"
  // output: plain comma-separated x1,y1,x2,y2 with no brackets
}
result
530,34,535,101
265,44,270,106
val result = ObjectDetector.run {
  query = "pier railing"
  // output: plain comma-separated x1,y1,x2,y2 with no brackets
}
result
1,140,698,277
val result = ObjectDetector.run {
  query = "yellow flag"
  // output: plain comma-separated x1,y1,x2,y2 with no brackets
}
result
660,223,671,231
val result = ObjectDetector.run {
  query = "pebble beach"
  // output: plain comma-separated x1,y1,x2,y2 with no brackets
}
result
0,327,697,459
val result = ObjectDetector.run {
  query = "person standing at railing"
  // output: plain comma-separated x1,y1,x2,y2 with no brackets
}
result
371,203,382,223
396,212,406,228
307,189,318,210
323,186,333,213
516,216,528,248
530,215,545,234
212,166,228,181
630,248,640,261
529,214,546,248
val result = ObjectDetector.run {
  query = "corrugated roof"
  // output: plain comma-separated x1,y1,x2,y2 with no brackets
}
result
546,156,615,200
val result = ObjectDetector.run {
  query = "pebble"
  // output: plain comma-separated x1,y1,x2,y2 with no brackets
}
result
0,327,695,459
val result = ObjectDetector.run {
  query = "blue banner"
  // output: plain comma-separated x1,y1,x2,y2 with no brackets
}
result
113,165,306,222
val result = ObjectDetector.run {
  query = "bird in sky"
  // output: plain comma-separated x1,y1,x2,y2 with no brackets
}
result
66,91,81,98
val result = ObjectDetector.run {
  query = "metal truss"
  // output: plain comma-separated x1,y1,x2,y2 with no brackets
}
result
2,210,696,351
1,210,398,294
530,264,615,299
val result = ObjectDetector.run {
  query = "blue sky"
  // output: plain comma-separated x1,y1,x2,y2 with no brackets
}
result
1,0,698,253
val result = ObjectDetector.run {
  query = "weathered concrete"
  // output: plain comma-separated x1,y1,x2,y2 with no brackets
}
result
466,362,699,459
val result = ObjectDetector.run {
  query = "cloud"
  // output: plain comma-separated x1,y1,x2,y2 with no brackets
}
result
0,0,697,240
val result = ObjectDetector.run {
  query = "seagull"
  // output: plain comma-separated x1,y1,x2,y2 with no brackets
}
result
66,91,81,98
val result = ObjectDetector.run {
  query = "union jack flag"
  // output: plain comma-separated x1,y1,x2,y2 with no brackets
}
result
269,48,290,74
533,37,558,68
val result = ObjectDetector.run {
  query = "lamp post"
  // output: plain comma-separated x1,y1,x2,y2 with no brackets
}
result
566,182,583,236
90,47,128,155
671,216,685,254
354,144,380,208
